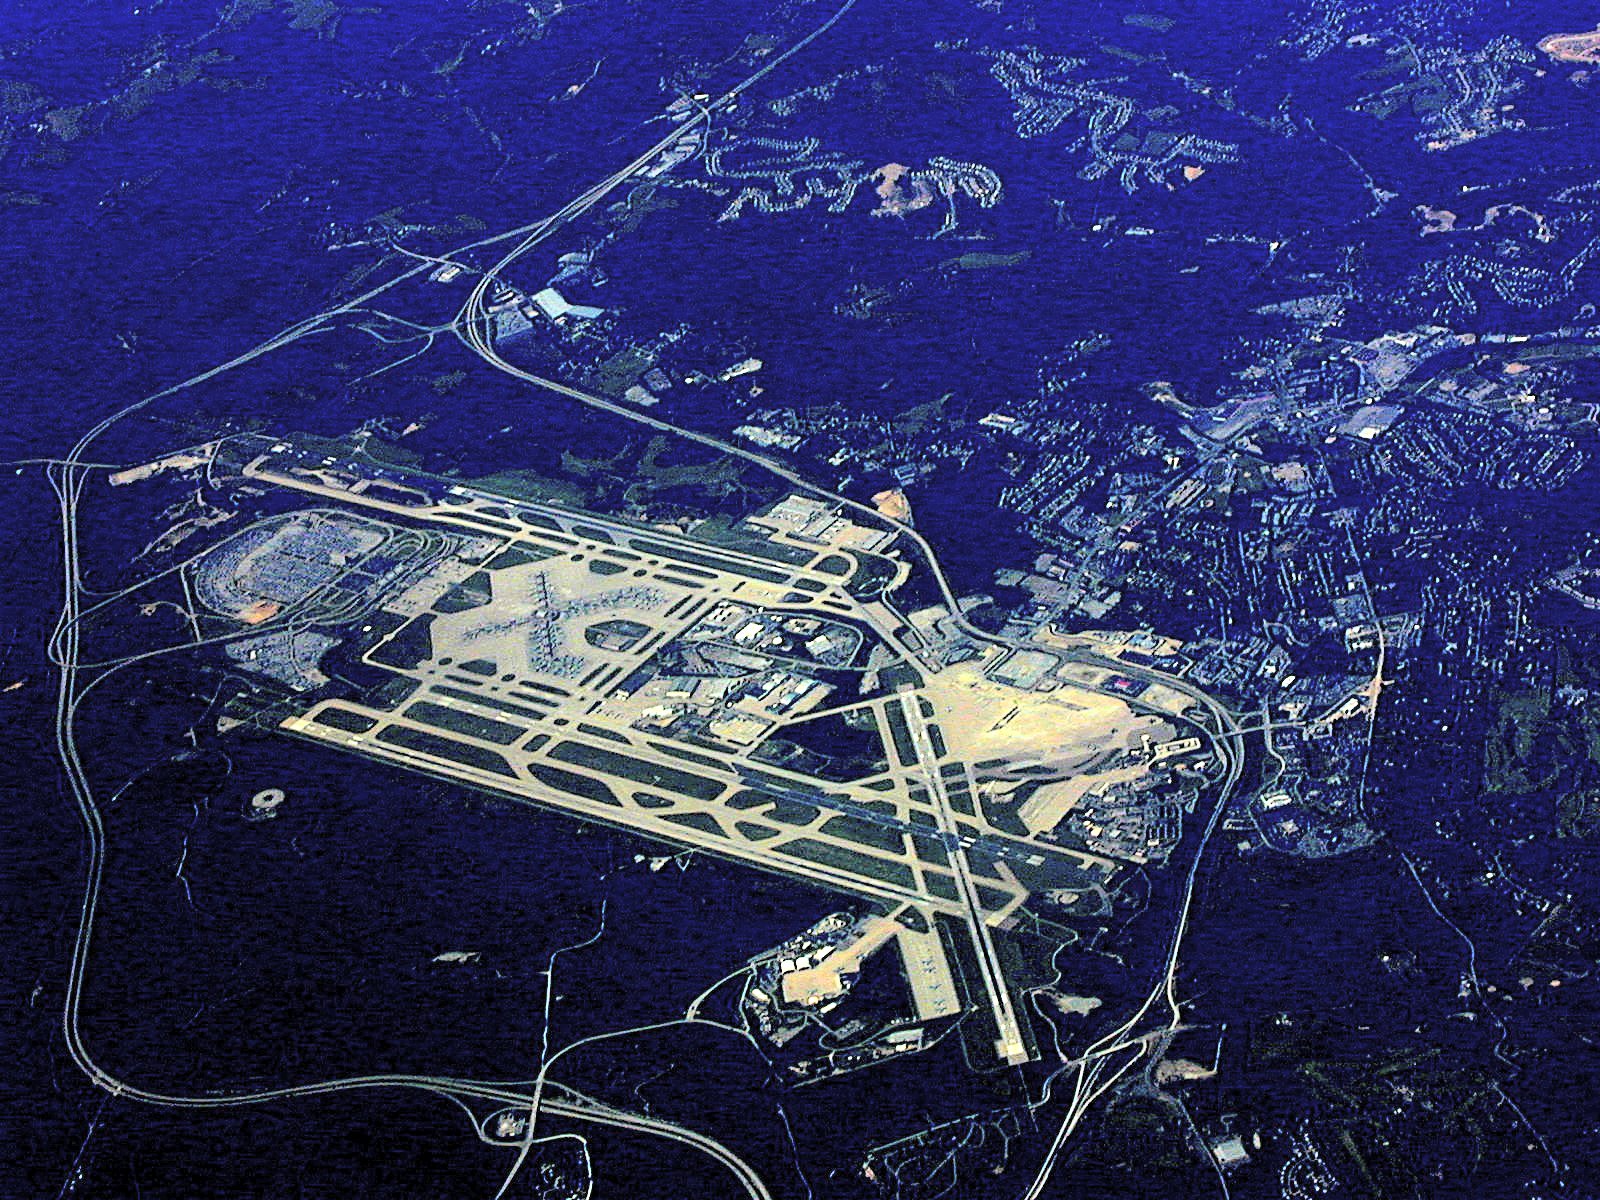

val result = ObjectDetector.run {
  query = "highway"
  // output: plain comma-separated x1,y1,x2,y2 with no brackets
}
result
1018,704,1245,1200
40,3,865,1196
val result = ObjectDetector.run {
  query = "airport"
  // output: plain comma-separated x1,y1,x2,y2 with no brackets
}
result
190,435,1224,1065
